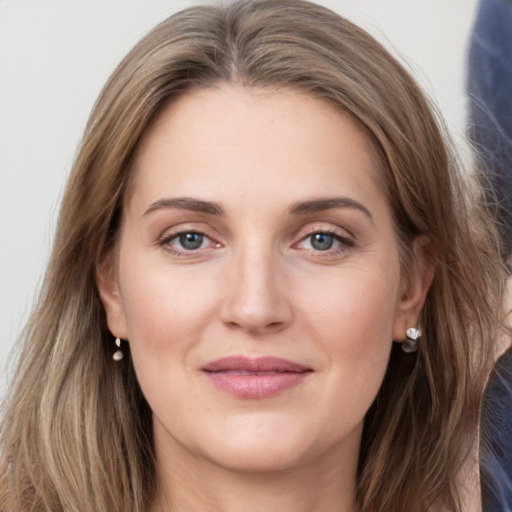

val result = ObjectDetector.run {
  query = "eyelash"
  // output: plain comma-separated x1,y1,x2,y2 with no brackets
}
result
157,229,355,257
295,230,355,255
158,231,219,256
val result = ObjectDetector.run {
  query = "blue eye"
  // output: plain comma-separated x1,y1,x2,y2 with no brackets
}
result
310,233,335,251
176,232,205,250
297,231,352,253
158,230,221,256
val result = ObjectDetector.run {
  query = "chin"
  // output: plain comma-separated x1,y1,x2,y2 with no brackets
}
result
192,415,348,475
202,438,308,474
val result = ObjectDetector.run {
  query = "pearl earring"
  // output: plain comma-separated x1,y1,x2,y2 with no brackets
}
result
113,337,124,361
402,327,421,353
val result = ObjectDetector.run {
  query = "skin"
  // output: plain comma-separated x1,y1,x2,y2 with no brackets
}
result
97,85,433,512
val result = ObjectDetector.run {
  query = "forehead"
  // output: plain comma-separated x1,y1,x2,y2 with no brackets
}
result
127,84,384,210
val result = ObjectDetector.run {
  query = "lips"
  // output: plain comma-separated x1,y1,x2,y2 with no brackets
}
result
202,356,312,399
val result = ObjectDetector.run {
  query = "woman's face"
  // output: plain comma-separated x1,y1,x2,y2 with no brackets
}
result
98,85,427,475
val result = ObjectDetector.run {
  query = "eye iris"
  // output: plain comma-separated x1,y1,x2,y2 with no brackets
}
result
179,233,203,250
311,233,334,250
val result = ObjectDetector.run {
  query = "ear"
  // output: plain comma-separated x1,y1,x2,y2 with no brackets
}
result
392,236,436,341
96,252,128,340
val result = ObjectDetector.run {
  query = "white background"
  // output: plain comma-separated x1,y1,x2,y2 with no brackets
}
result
0,0,478,397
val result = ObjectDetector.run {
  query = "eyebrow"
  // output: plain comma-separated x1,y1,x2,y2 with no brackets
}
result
143,196,373,221
143,197,224,216
289,197,373,221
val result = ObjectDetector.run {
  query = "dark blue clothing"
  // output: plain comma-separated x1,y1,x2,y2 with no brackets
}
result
467,0,512,260
466,1,512,510
480,348,512,512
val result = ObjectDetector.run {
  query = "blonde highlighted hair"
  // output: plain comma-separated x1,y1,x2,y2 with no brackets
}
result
0,1,506,511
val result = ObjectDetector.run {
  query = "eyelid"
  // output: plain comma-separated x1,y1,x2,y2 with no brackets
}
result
294,222,354,242
298,231,353,247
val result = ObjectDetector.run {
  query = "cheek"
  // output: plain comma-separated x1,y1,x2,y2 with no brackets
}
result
303,262,400,347
116,254,221,386
300,262,401,399
116,261,218,414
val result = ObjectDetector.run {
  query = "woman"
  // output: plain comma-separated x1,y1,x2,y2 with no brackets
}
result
0,1,506,511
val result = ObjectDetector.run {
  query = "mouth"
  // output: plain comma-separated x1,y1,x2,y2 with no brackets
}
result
201,356,312,399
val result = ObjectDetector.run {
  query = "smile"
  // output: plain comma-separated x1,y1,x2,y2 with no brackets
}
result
202,356,312,399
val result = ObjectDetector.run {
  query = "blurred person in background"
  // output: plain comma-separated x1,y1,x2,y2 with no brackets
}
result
467,0,512,510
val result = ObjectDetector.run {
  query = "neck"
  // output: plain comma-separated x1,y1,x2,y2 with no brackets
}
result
150,438,359,512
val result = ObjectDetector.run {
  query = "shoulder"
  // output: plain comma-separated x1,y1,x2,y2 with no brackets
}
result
480,347,512,511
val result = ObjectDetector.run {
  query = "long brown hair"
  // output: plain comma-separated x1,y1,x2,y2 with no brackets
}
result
0,1,506,511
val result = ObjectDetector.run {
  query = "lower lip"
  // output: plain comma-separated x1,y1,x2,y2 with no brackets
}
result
204,372,310,399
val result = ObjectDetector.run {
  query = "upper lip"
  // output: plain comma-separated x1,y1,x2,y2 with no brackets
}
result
202,356,311,373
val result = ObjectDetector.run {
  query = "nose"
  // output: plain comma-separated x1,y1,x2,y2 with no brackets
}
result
219,244,293,335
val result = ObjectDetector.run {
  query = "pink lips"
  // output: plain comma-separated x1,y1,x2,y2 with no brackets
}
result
202,356,312,399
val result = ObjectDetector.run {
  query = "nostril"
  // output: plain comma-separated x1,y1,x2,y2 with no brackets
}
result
224,318,287,334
